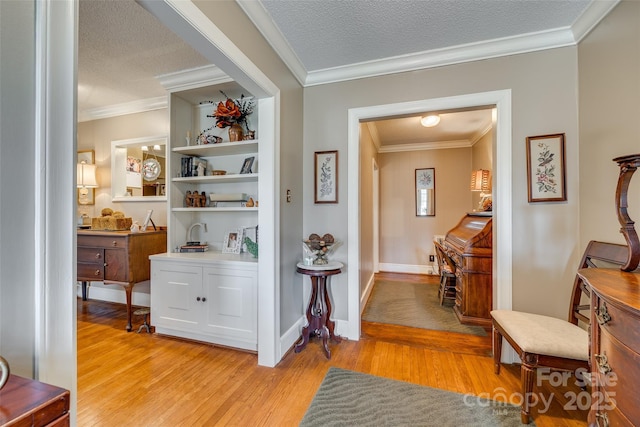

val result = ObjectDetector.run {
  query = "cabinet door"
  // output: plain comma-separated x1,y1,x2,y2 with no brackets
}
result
202,266,257,344
151,262,202,330
104,248,127,282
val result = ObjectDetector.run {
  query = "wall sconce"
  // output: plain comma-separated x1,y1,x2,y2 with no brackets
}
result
420,115,440,128
77,161,98,205
470,169,492,211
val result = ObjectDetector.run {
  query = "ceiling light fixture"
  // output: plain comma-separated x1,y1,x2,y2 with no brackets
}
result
420,115,440,128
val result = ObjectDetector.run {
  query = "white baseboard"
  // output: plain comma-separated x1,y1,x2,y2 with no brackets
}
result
361,273,375,315
280,316,305,357
76,281,151,307
378,262,436,275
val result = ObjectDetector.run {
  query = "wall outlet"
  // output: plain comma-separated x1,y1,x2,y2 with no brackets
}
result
429,255,435,262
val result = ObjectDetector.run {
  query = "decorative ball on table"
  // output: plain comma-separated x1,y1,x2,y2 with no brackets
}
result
302,233,341,265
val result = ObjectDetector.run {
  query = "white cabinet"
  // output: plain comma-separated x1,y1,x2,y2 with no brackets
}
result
151,254,258,351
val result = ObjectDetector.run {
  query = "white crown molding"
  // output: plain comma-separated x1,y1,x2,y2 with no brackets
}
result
156,64,233,92
572,0,620,43
78,96,167,122
378,139,471,153
470,124,494,146
235,0,308,87
305,27,577,86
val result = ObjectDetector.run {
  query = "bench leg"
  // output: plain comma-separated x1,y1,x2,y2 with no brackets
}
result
492,326,502,374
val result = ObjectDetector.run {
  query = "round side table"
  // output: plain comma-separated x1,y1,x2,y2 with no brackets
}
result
295,261,343,359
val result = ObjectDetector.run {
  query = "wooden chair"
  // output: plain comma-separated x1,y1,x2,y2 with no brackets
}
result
491,240,628,424
434,241,456,305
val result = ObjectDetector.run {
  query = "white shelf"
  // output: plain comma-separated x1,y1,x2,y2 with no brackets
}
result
173,140,258,157
172,173,258,184
172,207,258,212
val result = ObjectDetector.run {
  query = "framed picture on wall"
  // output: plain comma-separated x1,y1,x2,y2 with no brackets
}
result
526,133,566,203
314,150,338,203
415,168,435,216
77,150,96,205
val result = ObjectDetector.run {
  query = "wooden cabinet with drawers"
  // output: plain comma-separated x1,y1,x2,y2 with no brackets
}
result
577,268,640,427
0,374,70,426
77,229,167,331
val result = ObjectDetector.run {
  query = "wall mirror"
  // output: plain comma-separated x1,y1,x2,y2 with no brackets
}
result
111,135,167,202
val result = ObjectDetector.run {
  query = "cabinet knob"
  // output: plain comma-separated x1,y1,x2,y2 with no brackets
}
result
196,297,201,301
596,303,611,325
94,270,100,276
595,411,609,427
202,297,206,302
94,253,101,259
594,354,612,375
112,241,117,247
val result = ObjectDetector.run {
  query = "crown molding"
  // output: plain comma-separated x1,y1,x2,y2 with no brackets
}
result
156,64,233,92
572,0,620,42
235,0,308,87
378,140,471,154
78,96,167,122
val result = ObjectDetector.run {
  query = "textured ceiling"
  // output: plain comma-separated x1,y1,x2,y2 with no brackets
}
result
259,0,590,71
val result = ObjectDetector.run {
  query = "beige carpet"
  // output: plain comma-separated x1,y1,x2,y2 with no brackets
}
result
362,279,487,336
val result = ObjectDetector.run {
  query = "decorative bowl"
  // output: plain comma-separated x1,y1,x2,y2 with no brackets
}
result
211,170,227,176
302,239,341,265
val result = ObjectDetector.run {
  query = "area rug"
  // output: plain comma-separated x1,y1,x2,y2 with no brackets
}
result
361,280,487,336
300,368,529,427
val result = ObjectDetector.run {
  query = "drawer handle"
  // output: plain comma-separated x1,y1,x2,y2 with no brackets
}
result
94,253,102,259
94,269,100,276
596,303,611,325
595,411,609,427
595,354,611,375
111,241,117,247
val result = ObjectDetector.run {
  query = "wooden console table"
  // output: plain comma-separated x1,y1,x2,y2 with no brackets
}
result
77,229,167,331
295,261,343,359
0,374,70,426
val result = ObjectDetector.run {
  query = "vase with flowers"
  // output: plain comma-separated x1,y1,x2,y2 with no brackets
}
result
205,91,255,142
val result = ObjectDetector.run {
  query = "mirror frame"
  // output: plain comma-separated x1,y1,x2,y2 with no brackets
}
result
111,135,168,202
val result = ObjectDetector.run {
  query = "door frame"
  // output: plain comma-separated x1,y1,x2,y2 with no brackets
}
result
346,90,513,341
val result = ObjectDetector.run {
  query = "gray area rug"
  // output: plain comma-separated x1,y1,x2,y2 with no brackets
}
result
362,280,487,336
300,368,530,427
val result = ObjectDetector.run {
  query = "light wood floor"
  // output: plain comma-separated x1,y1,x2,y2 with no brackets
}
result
77,272,587,426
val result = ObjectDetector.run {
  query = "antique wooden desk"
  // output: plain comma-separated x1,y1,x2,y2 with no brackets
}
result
77,229,167,331
0,374,70,426
295,261,343,359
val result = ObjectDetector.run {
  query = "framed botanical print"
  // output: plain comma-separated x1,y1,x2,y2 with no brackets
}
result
314,150,338,203
526,133,566,202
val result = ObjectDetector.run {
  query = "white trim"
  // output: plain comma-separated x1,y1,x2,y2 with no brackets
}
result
157,64,233,92
378,263,435,276
235,0,307,86
280,316,305,356
76,282,151,307
347,90,513,346
572,0,620,43
361,273,376,314
78,96,167,122
378,140,472,153
372,159,379,273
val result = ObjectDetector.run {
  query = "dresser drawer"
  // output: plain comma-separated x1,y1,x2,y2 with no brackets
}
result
77,247,103,263
593,297,640,355
78,235,127,249
77,263,104,280
592,326,640,423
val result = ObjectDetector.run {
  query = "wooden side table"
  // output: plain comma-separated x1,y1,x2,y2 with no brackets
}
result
295,261,343,359
0,374,70,426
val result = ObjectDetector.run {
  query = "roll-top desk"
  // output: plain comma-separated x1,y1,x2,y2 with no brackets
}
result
77,229,167,331
577,268,640,427
443,213,492,327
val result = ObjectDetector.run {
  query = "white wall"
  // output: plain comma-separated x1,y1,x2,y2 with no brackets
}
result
304,46,581,321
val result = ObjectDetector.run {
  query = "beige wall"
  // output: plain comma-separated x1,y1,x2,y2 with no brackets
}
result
471,128,494,210
379,148,472,267
77,109,170,227
305,46,581,320
578,1,640,250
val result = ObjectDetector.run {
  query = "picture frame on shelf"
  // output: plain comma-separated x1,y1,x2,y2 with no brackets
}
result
415,168,435,216
77,150,96,205
222,229,244,254
240,156,255,174
526,133,567,203
314,150,338,203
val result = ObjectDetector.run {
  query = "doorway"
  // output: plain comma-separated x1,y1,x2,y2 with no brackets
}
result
345,90,513,341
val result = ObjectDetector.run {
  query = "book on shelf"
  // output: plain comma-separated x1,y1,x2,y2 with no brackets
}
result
179,244,209,253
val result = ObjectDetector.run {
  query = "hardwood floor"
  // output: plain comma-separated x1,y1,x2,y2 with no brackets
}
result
77,273,587,426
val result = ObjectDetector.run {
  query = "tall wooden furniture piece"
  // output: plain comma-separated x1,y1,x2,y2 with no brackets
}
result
491,241,628,424
0,375,70,426
443,212,492,326
294,261,343,359
77,229,167,331
579,268,640,427
434,240,456,305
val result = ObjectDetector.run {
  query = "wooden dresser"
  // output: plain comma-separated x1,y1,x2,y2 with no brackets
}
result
77,229,167,331
0,374,70,426
577,268,640,427
443,213,492,327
